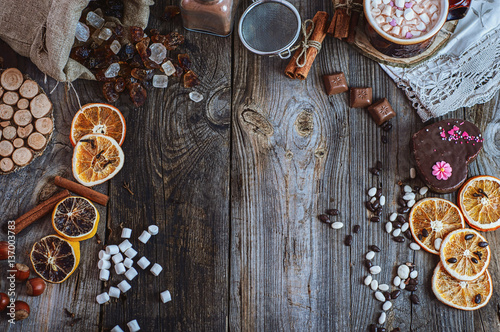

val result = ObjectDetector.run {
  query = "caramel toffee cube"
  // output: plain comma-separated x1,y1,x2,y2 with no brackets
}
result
367,98,396,125
323,73,348,96
350,87,373,108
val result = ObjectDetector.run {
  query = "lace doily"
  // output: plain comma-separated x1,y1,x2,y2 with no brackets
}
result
380,1,500,121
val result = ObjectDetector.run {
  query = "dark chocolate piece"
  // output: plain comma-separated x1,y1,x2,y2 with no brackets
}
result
367,98,396,125
411,119,483,194
323,73,348,96
350,87,372,108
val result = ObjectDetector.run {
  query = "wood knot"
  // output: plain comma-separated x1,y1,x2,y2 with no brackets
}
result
241,109,274,137
294,110,313,137
206,86,230,126
285,150,293,159
314,148,326,158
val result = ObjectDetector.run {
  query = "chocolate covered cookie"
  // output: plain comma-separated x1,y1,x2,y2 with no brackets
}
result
411,119,484,194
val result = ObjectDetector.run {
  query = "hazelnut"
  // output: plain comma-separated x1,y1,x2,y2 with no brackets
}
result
14,301,30,321
0,292,9,312
0,241,8,260
26,278,46,296
13,263,30,282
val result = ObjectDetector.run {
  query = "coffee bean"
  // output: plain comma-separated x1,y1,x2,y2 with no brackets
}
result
353,225,361,233
391,328,401,332
393,236,405,243
376,161,383,171
404,229,413,240
391,290,401,299
326,209,340,216
370,168,380,176
375,207,383,216
383,291,391,301
369,245,381,252
471,257,479,264
370,217,380,223
393,222,402,228
318,214,330,223
422,229,429,237
381,136,388,144
464,234,475,240
478,241,489,247
379,329,386,332
345,235,353,246
447,257,457,263
366,201,376,212
382,123,392,132
413,185,420,192
398,207,410,214
365,260,373,269
369,324,377,332
396,215,406,223
375,189,383,198
410,294,420,304
406,284,417,291
372,201,380,209
475,294,481,304
397,197,407,207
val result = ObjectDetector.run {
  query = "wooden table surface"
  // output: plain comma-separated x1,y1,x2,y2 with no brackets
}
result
1,1,500,331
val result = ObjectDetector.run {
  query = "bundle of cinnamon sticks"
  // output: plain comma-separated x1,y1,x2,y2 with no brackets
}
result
327,0,363,43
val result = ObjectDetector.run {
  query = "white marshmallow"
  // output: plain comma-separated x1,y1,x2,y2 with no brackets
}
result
137,256,151,270
412,30,422,36
396,9,403,17
372,8,382,16
117,280,131,293
127,319,141,332
138,231,151,244
395,0,405,8
99,269,110,281
96,292,110,304
407,19,417,25
115,262,126,275
112,253,124,264
372,0,382,6
99,250,111,260
109,286,121,298
376,16,386,24
432,13,438,20
125,267,138,281
416,22,426,31
148,225,159,235
382,24,392,32
392,26,401,36
413,5,424,14
105,245,119,255
402,26,410,35
382,5,393,16
396,16,404,25
98,259,111,270
123,257,134,268
386,17,394,23
111,325,124,332
150,263,163,276
383,0,390,4
404,8,416,20
160,290,172,303
119,239,132,253
124,247,138,259
429,4,438,13
420,13,430,23
121,228,132,239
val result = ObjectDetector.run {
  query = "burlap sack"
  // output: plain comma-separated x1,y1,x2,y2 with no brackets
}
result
0,0,153,82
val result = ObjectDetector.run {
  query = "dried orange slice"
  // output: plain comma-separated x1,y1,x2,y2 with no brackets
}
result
440,228,491,281
30,235,80,284
409,198,465,254
432,262,492,310
72,133,124,187
458,175,500,231
52,196,99,241
70,103,126,146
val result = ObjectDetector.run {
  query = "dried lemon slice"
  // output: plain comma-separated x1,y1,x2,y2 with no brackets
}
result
52,196,99,241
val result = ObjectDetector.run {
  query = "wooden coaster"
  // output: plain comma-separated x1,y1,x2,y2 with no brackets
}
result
351,18,458,68
0,68,54,174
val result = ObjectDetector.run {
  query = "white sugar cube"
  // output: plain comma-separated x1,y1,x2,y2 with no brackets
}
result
106,245,119,255
112,253,124,264
121,228,132,239
109,286,121,298
376,16,385,24
392,26,401,36
98,259,111,270
382,24,392,32
127,320,141,332
125,267,138,281
137,256,151,270
99,250,111,260
123,257,134,269
372,8,382,16
416,22,426,30
148,225,159,235
115,262,126,275
117,280,131,293
429,4,438,13
119,240,132,253
396,9,403,17
124,247,138,259
96,292,110,304
419,13,430,23
150,263,163,276
111,325,124,332
396,16,404,25
160,290,172,303
395,0,405,8
413,5,424,14
404,8,415,20
138,231,151,244
382,5,392,16
99,269,110,281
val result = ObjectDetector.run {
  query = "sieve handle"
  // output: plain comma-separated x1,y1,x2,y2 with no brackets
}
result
278,48,292,59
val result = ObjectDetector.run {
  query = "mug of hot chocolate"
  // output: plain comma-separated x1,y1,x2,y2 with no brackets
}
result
363,0,471,58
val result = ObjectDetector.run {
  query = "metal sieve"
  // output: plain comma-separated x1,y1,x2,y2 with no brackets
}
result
238,0,301,59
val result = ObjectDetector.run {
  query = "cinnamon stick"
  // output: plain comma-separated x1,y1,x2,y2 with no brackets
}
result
54,176,109,206
327,5,338,36
333,0,350,39
346,0,363,43
284,47,303,79
295,12,329,80
14,189,70,234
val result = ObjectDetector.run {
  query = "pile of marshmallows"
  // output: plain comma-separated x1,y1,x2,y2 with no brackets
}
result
96,225,171,332
370,0,440,39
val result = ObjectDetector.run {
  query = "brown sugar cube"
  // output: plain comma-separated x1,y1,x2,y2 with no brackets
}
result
367,98,396,125
323,73,348,96
350,88,373,108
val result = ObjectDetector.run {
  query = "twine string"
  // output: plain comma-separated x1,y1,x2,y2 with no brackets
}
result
286,19,323,68
334,0,363,15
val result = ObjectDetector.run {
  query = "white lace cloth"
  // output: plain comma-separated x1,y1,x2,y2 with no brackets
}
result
380,0,500,121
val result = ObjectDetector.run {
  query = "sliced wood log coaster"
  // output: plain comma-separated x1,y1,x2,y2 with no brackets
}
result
0,68,54,174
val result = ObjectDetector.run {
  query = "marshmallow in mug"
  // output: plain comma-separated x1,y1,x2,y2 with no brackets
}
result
370,0,440,39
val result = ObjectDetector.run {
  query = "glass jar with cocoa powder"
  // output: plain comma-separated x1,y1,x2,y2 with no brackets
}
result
180,0,239,37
